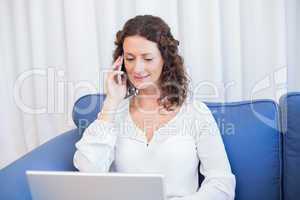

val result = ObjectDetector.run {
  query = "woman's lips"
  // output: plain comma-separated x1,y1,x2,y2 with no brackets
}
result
133,74,149,80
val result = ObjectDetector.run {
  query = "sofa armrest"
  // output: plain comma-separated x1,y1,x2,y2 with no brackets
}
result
0,128,81,200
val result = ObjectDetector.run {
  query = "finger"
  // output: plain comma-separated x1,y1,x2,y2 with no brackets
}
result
110,70,124,76
111,71,124,84
118,72,122,84
118,55,124,71
113,56,123,70
121,73,127,84
112,57,120,70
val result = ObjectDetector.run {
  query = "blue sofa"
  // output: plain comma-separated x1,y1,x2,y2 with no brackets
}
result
279,92,300,200
0,92,299,200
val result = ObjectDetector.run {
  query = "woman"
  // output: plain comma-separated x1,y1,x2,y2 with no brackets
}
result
73,15,236,200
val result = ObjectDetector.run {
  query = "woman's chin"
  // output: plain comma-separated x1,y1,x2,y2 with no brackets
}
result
134,82,161,94
135,84,148,90
134,81,153,89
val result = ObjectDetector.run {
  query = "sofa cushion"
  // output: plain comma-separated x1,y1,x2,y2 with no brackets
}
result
205,100,281,200
280,92,300,200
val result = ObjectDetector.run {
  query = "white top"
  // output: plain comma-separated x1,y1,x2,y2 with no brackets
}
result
73,95,236,200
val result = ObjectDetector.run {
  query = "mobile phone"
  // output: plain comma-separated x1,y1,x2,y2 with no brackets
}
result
119,56,139,99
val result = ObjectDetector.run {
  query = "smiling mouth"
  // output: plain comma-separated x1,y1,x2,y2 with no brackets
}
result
133,75,150,80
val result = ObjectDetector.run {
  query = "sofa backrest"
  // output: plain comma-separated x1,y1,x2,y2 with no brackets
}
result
280,92,300,200
72,93,106,133
205,101,282,200
73,94,282,200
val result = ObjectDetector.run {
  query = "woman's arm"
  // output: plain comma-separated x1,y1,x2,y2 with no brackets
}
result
73,119,117,172
73,54,127,172
73,99,120,172
172,101,236,200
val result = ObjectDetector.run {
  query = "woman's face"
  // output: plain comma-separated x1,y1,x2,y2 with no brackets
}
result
123,35,164,91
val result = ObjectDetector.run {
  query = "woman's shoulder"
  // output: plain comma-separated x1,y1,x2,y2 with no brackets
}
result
178,96,219,140
106,97,130,122
184,95,212,118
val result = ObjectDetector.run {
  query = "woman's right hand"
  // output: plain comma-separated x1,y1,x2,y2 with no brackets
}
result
104,55,127,105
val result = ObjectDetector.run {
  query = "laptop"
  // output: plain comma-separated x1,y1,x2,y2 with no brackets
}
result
26,170,166,200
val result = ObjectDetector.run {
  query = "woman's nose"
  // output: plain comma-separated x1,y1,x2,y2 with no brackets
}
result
133,60,145,72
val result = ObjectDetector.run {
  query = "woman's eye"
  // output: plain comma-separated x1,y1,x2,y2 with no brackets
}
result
126,58,134,61
145,58,153,61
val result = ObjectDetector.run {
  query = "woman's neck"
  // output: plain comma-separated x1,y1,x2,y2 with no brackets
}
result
130,87,162,113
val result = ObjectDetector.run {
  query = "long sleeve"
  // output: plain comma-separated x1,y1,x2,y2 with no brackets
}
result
73,118,118,172
172,101,236,200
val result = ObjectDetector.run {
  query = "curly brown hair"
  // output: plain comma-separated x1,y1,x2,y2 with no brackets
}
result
113,15,190,111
